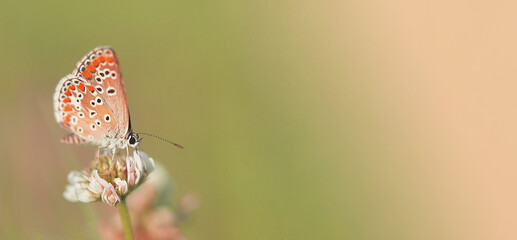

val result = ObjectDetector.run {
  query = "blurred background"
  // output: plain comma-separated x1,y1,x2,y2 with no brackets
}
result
1,0,517,239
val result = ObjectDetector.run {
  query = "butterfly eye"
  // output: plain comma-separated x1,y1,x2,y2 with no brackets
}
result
128,134,139,147
127,132,140,147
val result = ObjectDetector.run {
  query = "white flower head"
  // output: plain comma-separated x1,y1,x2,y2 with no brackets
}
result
63,150,156,206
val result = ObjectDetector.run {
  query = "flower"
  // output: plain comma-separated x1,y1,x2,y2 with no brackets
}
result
97,163,197,240
63,150,155,206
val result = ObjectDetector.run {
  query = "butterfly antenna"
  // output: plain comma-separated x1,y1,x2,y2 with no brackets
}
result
136,133,184,149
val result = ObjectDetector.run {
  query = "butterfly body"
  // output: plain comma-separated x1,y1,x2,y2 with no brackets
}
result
54,46,139,150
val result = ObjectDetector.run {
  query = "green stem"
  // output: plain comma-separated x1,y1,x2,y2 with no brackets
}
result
118,198,134,240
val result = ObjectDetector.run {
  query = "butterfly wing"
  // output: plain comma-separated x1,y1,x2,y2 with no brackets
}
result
72,46,130,137
54,75,120,145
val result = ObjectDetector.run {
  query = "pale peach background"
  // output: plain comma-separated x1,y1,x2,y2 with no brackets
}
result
341,1,517,239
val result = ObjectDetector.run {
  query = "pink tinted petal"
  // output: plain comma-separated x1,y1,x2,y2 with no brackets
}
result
101,183,120,206
114,178,128,195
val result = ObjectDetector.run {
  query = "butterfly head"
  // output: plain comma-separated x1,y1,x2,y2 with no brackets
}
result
127,131,140,148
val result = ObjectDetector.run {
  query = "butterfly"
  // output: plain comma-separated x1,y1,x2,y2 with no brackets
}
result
53,46,140,151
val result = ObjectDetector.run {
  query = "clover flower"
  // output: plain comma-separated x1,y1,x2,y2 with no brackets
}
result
63,150,155,206
98,163,198,240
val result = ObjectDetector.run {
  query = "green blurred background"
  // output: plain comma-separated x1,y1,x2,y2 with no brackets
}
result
2,0,517,239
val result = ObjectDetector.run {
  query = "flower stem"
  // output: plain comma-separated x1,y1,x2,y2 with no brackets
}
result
118,198,134,240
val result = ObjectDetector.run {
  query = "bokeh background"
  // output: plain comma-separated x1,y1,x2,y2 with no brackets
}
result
1,0,517,239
